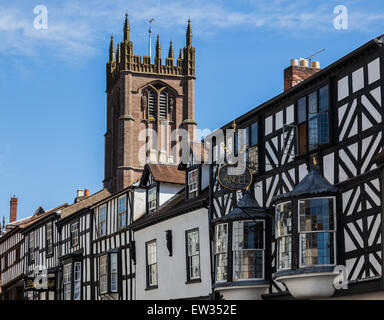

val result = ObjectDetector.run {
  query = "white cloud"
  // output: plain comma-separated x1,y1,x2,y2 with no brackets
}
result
0,0,382,61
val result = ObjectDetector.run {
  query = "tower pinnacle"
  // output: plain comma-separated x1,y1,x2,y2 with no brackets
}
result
124,13,130,42
186,19,192,47
168,40,174,58
109,35,115,62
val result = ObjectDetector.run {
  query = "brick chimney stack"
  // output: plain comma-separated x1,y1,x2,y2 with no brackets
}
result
284,58,321,91
10,196,18,223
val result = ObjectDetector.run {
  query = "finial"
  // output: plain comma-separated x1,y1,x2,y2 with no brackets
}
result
186,18,192,47
116,43,121,63
124,12,130,42
178,48,183,59
168,40,174,58
156,34,161,58
109,35,115,62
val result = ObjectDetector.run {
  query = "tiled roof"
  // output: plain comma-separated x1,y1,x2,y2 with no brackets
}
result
147,163,185,184
130,187,209,231
20,203,68,229
61,189,111,219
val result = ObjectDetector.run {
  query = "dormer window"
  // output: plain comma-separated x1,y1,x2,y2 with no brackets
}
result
148,186,157,214
187,168,199,198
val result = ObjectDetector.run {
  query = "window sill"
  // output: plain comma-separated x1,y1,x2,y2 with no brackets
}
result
145,285,158,291
185,278,201,285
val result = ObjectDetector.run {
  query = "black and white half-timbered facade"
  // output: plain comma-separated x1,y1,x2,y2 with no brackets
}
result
57,189,111,300
21,204,68,300
2,34,384,301
0,216,32,300
208,34,384,299
90,183,145,300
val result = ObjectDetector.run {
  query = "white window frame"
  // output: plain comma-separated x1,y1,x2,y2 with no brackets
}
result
232,219,265,281
99,205,107,237
99,255,108,294
71,222,79,247
186,229,201,281
214,223,228,283
63,263,72,300
118,196,127,229
46,222,53,256
146,241,158,287
110,253,118,293
148,186,157,214
298,196,337,268
276,201,292,271
73,262,81,300
188,169,199,198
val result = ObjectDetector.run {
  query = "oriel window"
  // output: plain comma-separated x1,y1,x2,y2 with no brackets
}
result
215,224,228,282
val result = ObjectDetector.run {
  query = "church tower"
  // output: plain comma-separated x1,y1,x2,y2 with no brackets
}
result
104,15,196,193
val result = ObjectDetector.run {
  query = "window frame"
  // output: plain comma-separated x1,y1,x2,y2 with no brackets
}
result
28,231,35,264
118,195,127,230
98,204,107,237
73,261,82,300
232,219,265,281
145,240,158,289
70,221,79,247
298,196,337,268
185,228,201,283
296,84,330,155
63,262,72,300
99,254,109,295
147,184,158,214
214,223,229,283
275,201,293,271
186,166,200,199
46,221,54,257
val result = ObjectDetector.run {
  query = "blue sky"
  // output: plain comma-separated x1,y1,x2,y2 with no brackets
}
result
1,0,384,222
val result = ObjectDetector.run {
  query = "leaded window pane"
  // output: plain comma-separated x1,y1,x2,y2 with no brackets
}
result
297,97,307,124
299,198,335,232
319,85,329,112
250,122,258,146
188,169,199,198
187,230,200,280
233,250,263,280
308,91,318,114
300,232,334,266
276,202,292,270
148,187,157,213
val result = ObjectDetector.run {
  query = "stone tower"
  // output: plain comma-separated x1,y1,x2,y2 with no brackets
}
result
104,15,196,193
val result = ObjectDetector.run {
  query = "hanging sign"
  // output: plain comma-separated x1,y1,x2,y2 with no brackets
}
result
24,272,56,292
218,164,253,191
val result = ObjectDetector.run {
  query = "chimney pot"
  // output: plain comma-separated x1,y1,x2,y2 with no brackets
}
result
84,189,90,197
299,58,308,67
312,61,320,68
290,59,299,66
77,189,84,198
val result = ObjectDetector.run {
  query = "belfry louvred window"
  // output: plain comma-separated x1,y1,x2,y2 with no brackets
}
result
142,84,175,120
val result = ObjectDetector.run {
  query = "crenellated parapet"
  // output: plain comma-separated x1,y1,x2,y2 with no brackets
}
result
106,15,195,91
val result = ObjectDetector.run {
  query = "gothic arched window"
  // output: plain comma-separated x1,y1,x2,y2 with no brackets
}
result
141,83,175,120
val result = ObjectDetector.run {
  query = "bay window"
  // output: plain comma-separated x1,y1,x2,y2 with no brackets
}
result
276,202,292,270
73,262,82,300
215,224,228,282
299,197,335,266
63,263,71,300
99,251,120,295
233,220,264,280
